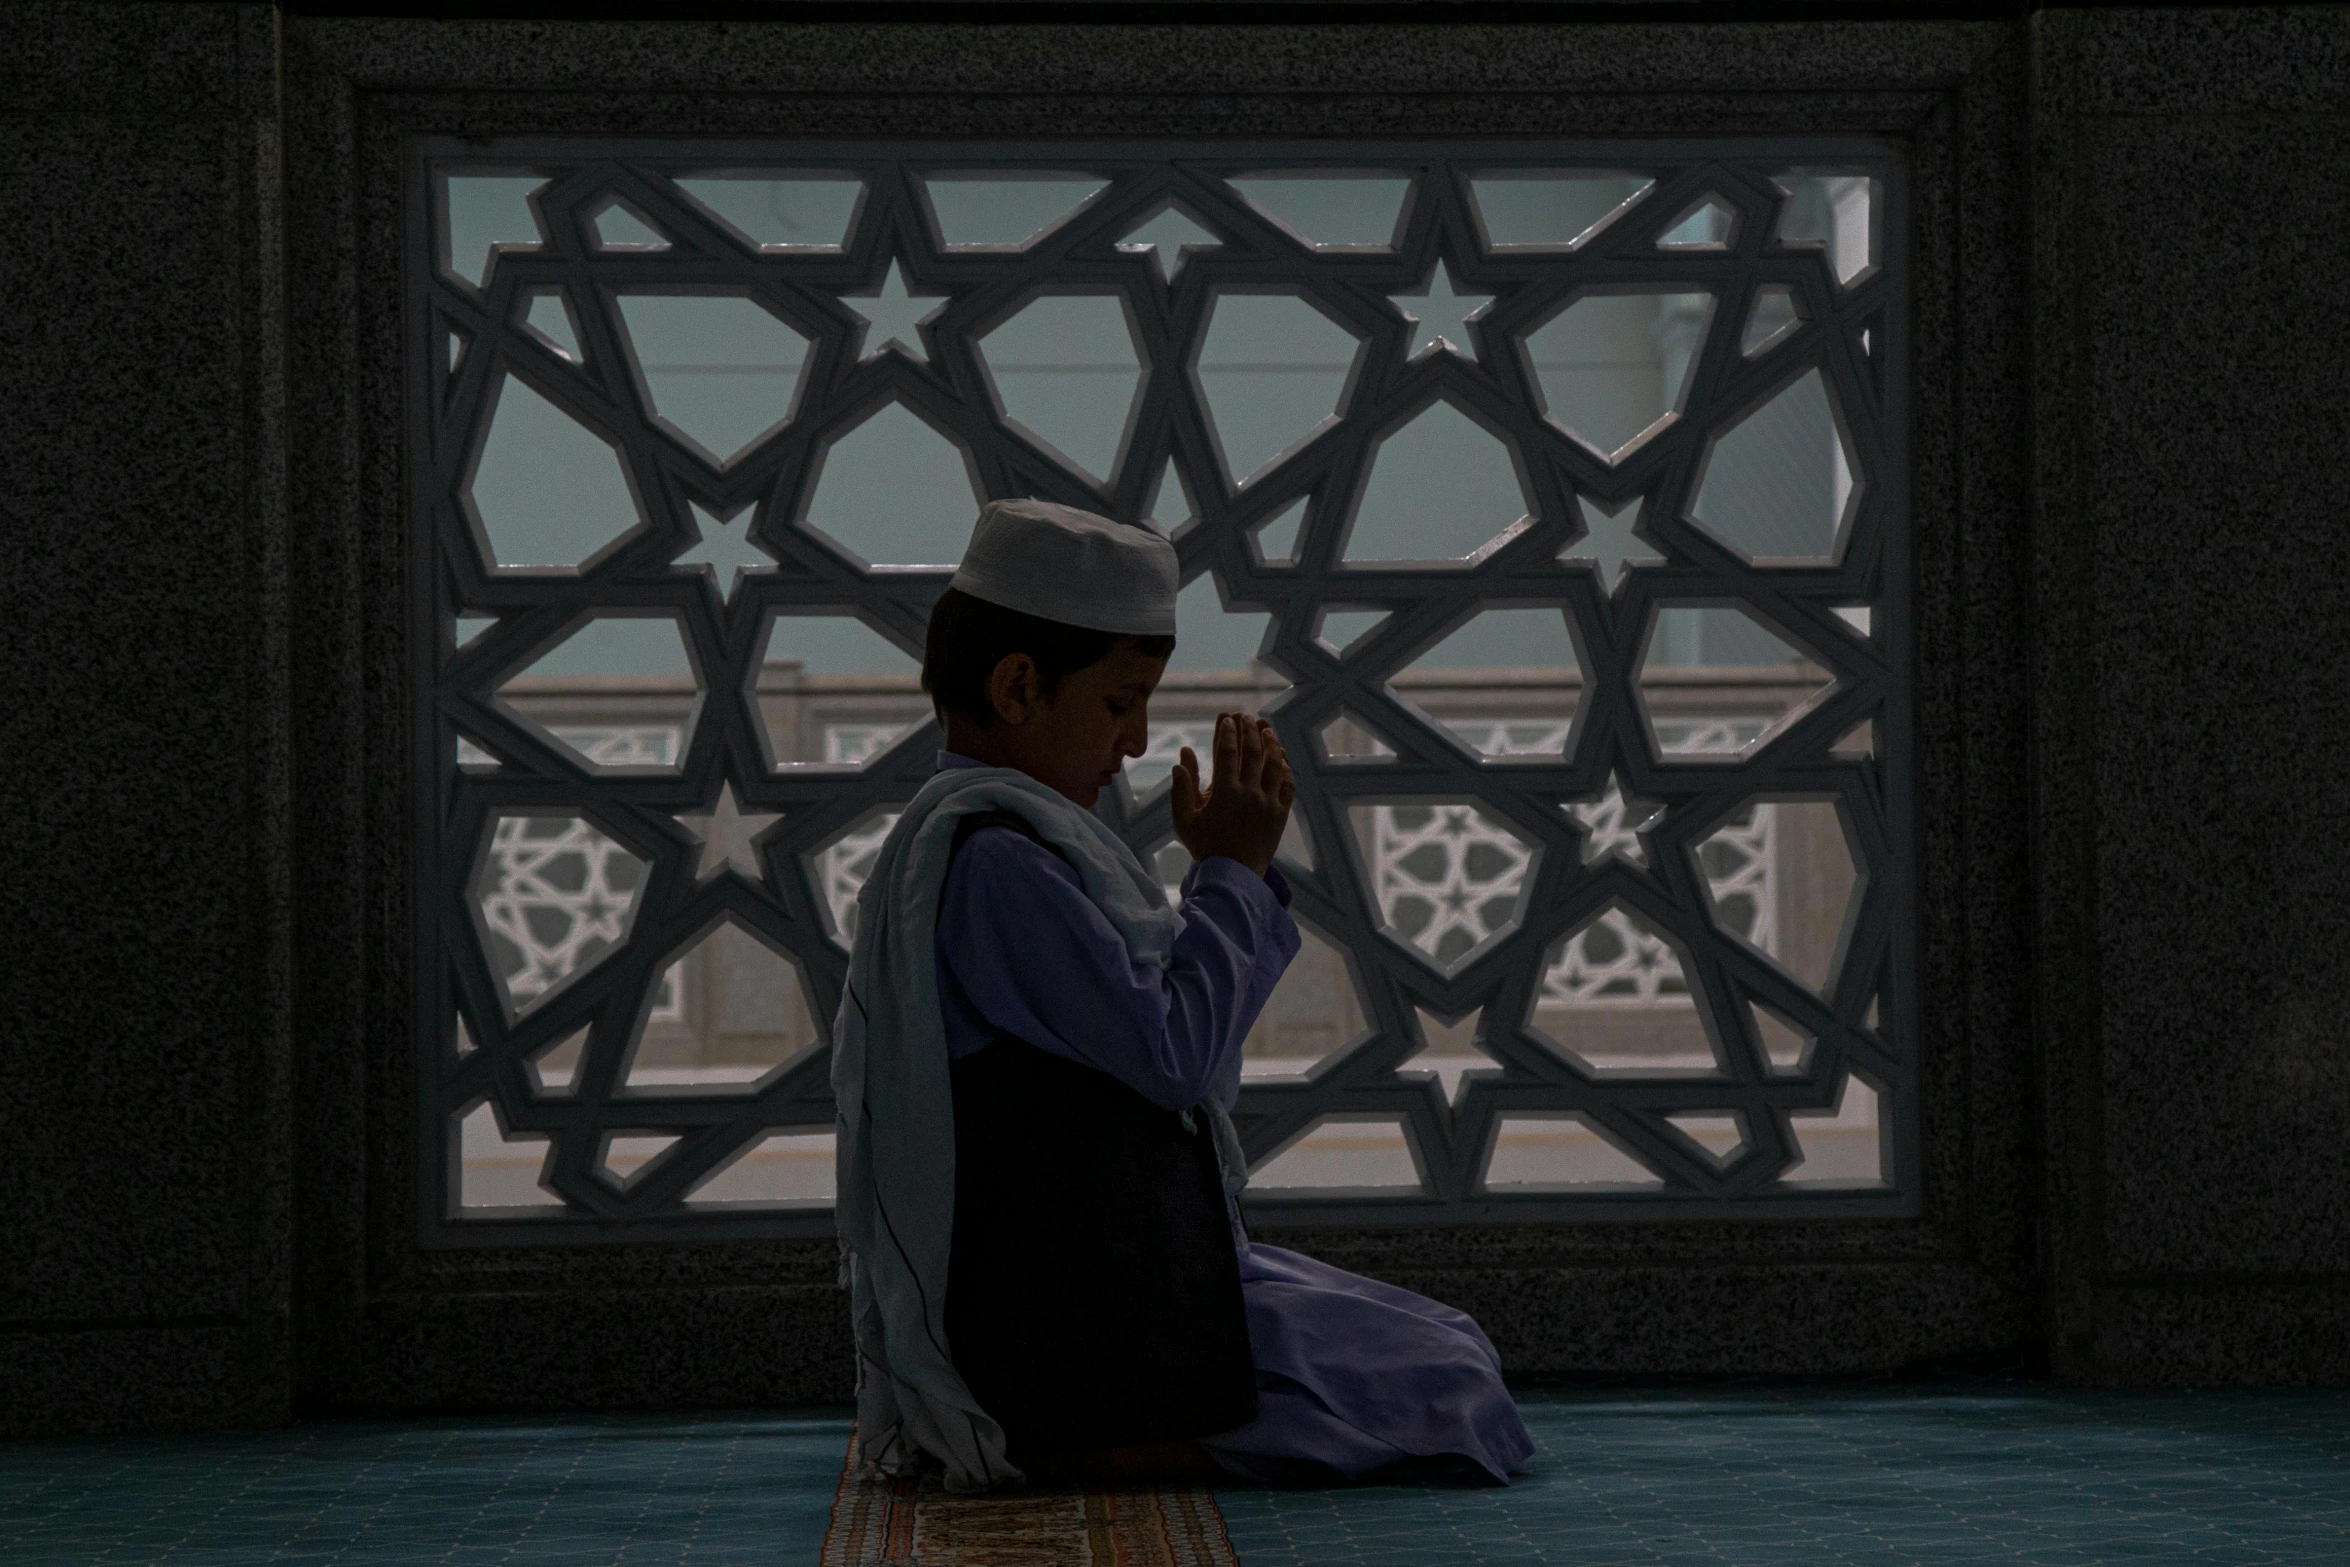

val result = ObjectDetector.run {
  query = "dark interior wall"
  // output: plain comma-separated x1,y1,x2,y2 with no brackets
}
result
281,13,2047,1417
0,3,292,1435
1,3,2343,1438
2032,8,2350,1383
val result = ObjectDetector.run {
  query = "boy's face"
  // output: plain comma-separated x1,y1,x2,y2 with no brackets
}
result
986,642,1169,807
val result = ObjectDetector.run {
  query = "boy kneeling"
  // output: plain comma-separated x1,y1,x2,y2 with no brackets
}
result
836,500,1531,1490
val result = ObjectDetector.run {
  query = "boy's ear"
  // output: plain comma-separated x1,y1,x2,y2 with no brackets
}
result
986,651,1040,726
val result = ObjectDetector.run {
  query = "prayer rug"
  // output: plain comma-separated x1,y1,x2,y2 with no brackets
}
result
821,1430,1238,1567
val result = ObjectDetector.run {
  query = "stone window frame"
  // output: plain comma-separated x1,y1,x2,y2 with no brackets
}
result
286,18,2031,1394
410,135,1914,1242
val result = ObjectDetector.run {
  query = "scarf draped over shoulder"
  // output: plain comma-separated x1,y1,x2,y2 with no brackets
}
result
832,765,1223,1490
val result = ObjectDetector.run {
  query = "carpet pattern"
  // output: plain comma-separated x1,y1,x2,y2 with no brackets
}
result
821,1432,1237,1567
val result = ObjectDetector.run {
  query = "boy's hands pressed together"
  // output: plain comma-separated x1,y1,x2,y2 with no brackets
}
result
1170,712,1296,879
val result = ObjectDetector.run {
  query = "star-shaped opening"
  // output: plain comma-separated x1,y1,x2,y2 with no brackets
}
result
1401,1008,1499,1107
1566,771,1664,868
1562,493,1665,596
1389,261,1493,362
676,781,782,883
676,503,774,605
843,260,946,363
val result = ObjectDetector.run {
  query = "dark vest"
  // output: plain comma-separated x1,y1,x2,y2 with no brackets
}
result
941,813,1258,1460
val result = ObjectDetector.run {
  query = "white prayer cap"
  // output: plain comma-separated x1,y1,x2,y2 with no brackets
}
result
948,499,1179,636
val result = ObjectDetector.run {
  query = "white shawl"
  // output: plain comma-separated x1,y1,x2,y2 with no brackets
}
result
832,764,1248,1491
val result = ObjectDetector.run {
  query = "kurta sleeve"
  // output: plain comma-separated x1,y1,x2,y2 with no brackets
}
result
936,828,1300,1111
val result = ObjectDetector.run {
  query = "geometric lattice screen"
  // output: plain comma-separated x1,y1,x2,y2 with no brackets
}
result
411,141,1911,1240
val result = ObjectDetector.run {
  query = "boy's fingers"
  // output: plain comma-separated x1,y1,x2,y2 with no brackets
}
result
1254,719,1282,791
1171,746,1200,821
1213,712,1241,788
1264,730,1294,808
1232,712,1265,787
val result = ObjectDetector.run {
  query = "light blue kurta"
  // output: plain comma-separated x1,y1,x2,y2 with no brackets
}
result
933,754,1533,1484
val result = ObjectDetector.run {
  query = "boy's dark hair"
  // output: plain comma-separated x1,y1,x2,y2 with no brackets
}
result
922,587,1177,727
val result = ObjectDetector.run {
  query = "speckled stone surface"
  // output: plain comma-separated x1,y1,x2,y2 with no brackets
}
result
0,2,291,1436
2032,7,2350,1383
11,0,2350,1442
273,9,2042,1418
2089,109,2350,1276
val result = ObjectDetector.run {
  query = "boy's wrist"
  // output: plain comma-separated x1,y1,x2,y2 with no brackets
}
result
1192,850,1277,883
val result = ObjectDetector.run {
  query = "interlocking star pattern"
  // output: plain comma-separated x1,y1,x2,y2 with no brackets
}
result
1568,772,1666,868
676,782,782,883
843,259,945,362
676,504,773,604
1117,206,1222,282
1562,493,1666,596
424,148,1903,1227
1390,261,1494,361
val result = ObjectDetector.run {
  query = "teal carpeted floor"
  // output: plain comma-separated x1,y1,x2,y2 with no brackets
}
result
4,1388,2347,1564
1218,1388,2350,1565
0,1412,851,1566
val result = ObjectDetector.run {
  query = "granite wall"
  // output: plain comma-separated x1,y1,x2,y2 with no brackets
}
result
2032,7,2350,1382
0,3,292,1435
1,3,2343,1436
